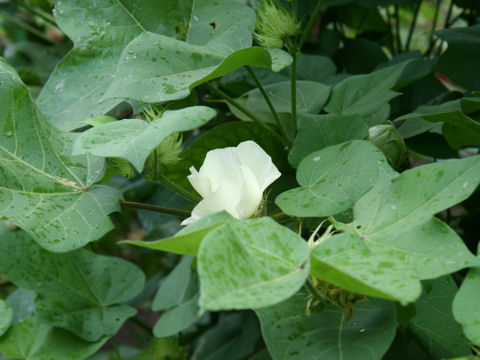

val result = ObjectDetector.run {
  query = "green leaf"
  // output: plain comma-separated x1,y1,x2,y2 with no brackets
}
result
121,211,234,256
291,54,337,82
152,257,199,338
36,0,262,130
409,276,471,358
103,32,291,104
6,289,36,325
276,141,391,217
396,97,480,147
433,24,480,91
0,316,108,360
191,312,261,360
0,231,145,342
198,217,310,311
324,61,410,116
288,114,369,168
0,300,12,337
256,291,396,360
0,59,121,252
453,266,480,347
164,122,289,195
311,157,480,304
229,81,331,123
73,106,216,171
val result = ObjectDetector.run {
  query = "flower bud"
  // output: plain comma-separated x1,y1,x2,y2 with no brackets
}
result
254,0,300,49
368,122,407,169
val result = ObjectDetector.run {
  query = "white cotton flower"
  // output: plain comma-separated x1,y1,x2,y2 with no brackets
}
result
181,140,281,225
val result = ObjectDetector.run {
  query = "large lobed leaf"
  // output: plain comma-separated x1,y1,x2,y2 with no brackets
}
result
37,0,290,130
72,106,216,171
198,218,310,311
311,156,480,304
256,291,397,360
0,59,121,252
0,231,145,342
276,141,392,217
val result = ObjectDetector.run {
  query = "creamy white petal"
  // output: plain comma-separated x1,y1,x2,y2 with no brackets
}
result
182,178,242,225
235,165,263,219
198,147,242,191
187,166,212,198
236,140,281,190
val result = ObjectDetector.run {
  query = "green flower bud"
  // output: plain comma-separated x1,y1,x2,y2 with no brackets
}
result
254,0,300,49
368,122,407,169
145,133,183,180
108,157,135,179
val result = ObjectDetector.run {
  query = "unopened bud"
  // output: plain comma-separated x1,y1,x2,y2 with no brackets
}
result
368,122,407,169
254,0,300,49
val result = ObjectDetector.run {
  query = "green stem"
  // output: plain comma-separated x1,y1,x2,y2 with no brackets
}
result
425,0,441,56
394,4,402,53
158,173,202,202
120,201,191,217
290,53,298,136
405,0,422,51
444,0,454,29
205,83,288,147
245,66,290,142
11,0,56,25
297,0,325,51
153,149,158,182
0,11,55,44
158,173,201,202
305,278,324,303
129,317,153,333
386,7,396,53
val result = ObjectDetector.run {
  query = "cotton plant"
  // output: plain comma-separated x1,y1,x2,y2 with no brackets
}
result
182,140,281,225
1,0,480,359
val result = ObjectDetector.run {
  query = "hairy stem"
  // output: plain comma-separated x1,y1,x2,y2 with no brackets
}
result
120,201,191,217
205,83,288,147
0,11,55,44
405,0,422,51
298,0,325,51
245,66,290,142
158,173,201,202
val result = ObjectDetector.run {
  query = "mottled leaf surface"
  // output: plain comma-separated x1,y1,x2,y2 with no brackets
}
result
0,232,145,342
288,114,369,167
73,106,216,171
256,291,396,360
324,61,409,116
36,0,274,130
0,60,120,252
0,316,107,360
409,276,471,358
103,32,291,103
122,211,234,256
453,266,480,347
311,157,480,304
198,218,310,311
276,141,390,217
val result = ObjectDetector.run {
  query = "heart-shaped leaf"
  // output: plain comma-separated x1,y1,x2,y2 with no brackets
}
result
0,231,145,342
276,140,392,217
0,60,120,252
198,217,310,311
256,291,396,360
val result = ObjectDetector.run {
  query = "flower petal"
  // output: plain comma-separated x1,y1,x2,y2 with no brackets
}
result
236,140,281,191
198,147,242,192
235,165,263,219
187,166,212,198
182,179,242,225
